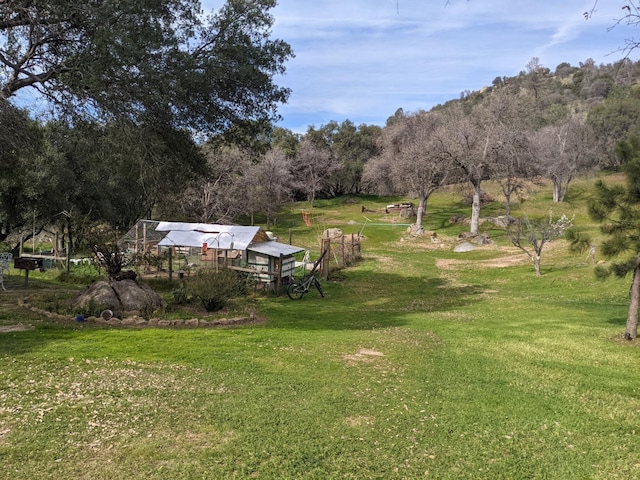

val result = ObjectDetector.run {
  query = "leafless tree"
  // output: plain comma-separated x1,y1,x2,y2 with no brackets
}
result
483,89,539,215
362,154,396,196
363,110,453,230
175,145,251,224
244,148,293,229
291,138,338,206
436,103,491,236
529,115,596,202
507,212,573,276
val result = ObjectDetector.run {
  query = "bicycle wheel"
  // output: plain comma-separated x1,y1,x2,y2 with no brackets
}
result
287,282,305,300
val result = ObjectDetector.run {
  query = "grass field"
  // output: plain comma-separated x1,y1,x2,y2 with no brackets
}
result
1,176,639,479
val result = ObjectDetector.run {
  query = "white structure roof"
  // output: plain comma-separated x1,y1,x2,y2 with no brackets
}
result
248,241,305,257
156,223,260,250
155,222,305,257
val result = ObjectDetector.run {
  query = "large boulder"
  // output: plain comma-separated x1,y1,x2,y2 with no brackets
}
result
75,279,165,312
322,228,343,240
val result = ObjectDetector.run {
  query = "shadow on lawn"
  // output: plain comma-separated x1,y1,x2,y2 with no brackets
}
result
267,271,488,331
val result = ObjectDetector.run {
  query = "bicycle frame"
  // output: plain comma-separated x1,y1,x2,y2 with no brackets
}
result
287,274,324,300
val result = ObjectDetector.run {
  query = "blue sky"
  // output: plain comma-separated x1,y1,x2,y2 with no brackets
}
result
204,0,638,133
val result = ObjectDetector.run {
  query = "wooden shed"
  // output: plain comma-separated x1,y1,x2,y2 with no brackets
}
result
246,241,304,283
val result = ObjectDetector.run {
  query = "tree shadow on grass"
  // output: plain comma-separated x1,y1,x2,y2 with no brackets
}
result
265,271,489,331
606,315,627,326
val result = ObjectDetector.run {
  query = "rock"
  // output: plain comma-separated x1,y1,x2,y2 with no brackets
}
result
185,318,199,327
322,228,343,240
112,280,164,311
74,279,165,313
406,224,424,237
454,242,476,253
488,216,516,228
472,232,492,245
399,206,416,218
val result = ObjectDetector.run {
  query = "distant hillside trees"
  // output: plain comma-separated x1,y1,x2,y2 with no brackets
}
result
363,57,640,233
587,85,640,167
305,120,381,197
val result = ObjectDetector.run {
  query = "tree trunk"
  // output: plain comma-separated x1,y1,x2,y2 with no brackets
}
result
416,195,427,229
533,255,541,277
552,180,567,202
469,182,481,236
625,261,640,340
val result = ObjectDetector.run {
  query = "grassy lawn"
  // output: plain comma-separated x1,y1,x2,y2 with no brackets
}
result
1,177,639,479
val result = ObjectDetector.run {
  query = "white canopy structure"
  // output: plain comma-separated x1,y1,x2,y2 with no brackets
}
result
155,222,306,284
156,223,261,251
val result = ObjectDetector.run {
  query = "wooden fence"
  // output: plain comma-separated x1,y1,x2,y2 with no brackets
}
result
319,234,362,280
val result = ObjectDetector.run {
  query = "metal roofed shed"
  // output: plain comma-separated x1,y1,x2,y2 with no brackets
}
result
246,241,305,284
154,222,304,286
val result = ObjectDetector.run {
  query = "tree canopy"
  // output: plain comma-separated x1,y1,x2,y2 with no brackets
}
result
0,0,293,134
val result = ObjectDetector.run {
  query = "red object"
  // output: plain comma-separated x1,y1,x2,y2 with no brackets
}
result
202,242,208,254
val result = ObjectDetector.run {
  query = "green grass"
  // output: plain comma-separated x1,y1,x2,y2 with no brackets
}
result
1,176,640,479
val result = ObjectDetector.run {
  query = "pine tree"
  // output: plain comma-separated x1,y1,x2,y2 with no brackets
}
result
588,156,640,339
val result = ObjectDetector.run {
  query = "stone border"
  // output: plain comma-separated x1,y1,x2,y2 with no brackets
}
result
17,299,262,328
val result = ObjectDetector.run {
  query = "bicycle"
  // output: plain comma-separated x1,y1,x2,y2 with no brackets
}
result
287,274,325,300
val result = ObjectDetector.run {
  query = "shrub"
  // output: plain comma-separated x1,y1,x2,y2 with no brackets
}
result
172,283,189,305
186,268,244,312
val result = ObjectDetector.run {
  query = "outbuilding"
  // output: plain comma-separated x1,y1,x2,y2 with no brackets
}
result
154,222,304,285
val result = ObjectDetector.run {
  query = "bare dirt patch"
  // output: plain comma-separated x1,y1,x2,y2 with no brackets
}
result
343,348,385,362
0,324,34,333
345,415,375,427
436,250,528,271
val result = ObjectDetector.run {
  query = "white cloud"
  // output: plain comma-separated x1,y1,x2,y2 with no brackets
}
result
200,0,638,132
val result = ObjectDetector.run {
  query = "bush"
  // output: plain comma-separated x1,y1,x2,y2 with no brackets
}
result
186,268,245,312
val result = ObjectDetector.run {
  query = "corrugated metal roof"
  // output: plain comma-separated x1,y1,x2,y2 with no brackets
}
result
156,223,260,250
156,222,239,233
155,222,305,257
247,241,305,257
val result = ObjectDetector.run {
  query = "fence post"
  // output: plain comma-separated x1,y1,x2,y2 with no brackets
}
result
275,254,283,293
320,237,330,280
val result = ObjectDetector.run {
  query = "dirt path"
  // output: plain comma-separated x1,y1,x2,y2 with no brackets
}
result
0,324,34,333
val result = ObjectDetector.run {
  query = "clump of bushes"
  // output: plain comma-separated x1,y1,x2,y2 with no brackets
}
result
182,268,247,312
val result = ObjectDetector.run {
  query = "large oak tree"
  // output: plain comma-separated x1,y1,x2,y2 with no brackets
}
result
0,0,293,247
0,0,293,132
